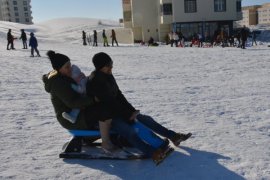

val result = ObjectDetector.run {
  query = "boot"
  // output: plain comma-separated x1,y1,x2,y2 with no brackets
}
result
170,133,192,146
152,146,174,165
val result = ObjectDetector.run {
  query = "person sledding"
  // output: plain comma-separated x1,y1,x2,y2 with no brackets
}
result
86,52,192,164
42,51,191,165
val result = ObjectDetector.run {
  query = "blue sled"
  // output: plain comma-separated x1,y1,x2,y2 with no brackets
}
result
68,121,165,149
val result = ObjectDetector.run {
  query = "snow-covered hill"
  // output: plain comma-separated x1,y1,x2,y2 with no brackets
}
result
0,18,269,180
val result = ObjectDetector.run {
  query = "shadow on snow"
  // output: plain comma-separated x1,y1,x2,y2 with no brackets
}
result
63,146,245,180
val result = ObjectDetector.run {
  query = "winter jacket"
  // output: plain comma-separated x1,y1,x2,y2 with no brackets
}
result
86,71,136,121
20,32,27,41
7,32,13,41
29,36,38,48
42,70,97,130
240,28,249,41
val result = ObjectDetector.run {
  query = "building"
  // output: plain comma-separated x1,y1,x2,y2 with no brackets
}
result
258,3,270,25
236,5,261,28
0,0,33,24
122,0,242,42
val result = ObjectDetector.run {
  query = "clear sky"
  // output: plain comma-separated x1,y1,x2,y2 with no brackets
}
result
31,0,270,23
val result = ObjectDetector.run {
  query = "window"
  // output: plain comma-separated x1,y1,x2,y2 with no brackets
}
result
15,12,19,16
14,7,18,11
24,7,28,11
25,18,29,22
16,18,20,22
236,1,241,12
161,3,172,15
25,12,28,17
23,1,27,5
214,0,226,12
13,1,17,5
185,0,197,13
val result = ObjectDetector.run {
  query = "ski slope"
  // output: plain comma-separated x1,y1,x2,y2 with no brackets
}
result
0,18,270,180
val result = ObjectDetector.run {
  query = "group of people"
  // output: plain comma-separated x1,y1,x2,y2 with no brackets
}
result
43,51,191,164
82,29,119,47
6,29,40,57
166,25,254,49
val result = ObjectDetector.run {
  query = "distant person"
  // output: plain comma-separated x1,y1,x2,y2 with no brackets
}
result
7,29,15,50
111,29,119,46
102,29,109,47
93,30,98,46
240,26,249,49
148,37,158,46
20,29,28,49
173,32,179,47
251,31,257,46
29,32,40,57
168,32,174,47
82,31,87,46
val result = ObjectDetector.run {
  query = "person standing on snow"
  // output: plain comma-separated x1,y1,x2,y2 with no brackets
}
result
29,32,40,57
20,29,28,49
102,29,109,47
240,26,249,49
251,31,257,46
93,30,98,46
111,29,118,46
7,29,15,50
82,31,87,46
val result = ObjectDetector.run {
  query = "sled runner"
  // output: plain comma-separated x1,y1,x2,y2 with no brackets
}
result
59,121,171,160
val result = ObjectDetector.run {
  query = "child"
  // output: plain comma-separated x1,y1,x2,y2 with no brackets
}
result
62,64,117,153
29,32,40,57
61,64,87,123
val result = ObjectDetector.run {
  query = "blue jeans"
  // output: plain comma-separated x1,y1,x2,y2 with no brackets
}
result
136,114,176,139
111,114,176,157
111,117,156,157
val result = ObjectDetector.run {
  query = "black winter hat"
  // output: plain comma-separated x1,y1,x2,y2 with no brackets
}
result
92,52,113,70
47,50,70,71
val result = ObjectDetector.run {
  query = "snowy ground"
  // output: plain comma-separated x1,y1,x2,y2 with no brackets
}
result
0,18,270,180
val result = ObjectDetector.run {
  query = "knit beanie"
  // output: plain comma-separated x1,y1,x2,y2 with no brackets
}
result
92,52,113,70
47,50,70,70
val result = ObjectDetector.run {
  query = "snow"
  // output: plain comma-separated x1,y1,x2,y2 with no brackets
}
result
0,18,270,180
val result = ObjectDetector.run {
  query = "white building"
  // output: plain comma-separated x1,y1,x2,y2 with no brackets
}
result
0,0,33,24
122,0,242,42
258,3,270,25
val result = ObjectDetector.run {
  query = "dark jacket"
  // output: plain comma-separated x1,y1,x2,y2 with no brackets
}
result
86,71,136,121
7,31,13,41
20,31,27,41
42,70,96,130
240,28,249,41
29,35,38,48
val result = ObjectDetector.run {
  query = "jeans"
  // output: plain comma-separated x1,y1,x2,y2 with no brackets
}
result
111,114,176,157
136,114,175,140
111,117,156,157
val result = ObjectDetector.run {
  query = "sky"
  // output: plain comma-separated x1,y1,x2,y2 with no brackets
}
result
31,0,270,23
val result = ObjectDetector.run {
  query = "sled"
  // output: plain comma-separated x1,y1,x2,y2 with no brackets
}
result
59,121,169,160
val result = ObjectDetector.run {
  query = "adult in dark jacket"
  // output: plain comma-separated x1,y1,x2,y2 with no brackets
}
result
29,32,40,57
82,31,87,46
86,52,192,162
240,26,249,49
20,29,27,49
7,29,15,50
111,29,118,46
43,51,98,130
93,30,98,46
